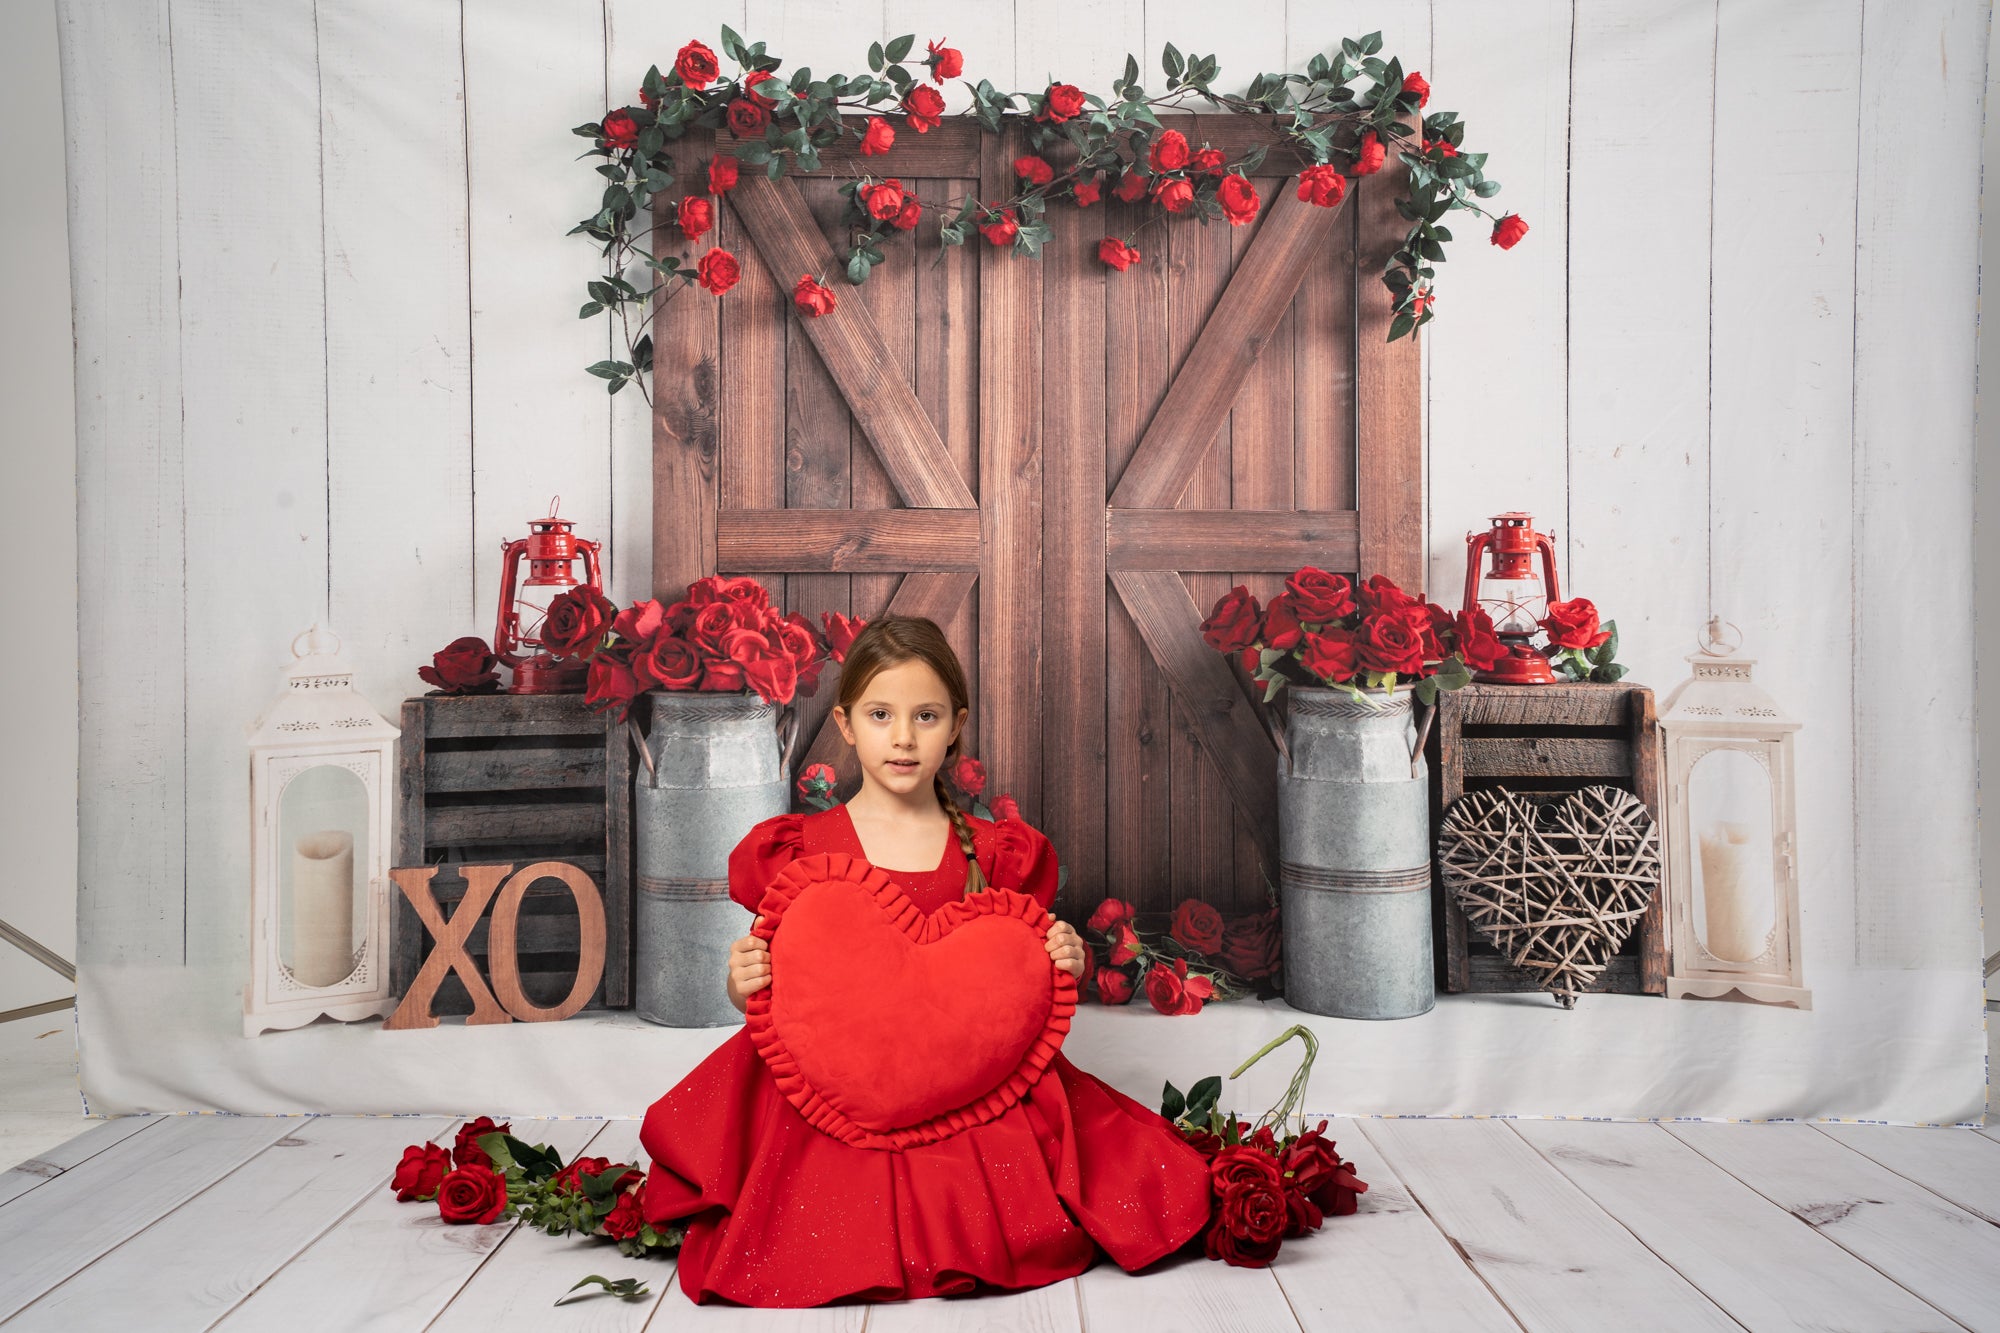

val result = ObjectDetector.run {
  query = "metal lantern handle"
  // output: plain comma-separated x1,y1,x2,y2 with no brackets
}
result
290,623,342,660
777,706,802,770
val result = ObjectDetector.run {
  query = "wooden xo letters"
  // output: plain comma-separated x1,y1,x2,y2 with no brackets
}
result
384,861,607,1028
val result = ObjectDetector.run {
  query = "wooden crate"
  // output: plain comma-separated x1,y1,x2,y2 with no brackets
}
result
392,693,632,1014
1426,681,1666,995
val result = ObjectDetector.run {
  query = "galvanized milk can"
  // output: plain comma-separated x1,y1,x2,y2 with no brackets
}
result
631,690,795,1027
1278,685,1435,1020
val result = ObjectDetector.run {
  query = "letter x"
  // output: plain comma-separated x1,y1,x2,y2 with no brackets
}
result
384,864,515,1029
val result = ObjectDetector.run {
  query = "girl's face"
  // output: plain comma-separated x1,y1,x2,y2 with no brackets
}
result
832,658,967,798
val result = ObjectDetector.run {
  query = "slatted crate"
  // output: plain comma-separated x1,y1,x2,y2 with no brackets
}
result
1426,681,1666,995
392,692,631,1014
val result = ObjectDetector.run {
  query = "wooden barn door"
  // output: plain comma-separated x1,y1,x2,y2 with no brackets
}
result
654,117,1420,920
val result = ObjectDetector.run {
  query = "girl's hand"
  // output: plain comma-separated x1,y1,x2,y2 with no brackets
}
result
727,934,771,1010
1045,920,1086,979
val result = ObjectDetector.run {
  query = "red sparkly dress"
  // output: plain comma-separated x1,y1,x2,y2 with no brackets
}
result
637,803,1215,1307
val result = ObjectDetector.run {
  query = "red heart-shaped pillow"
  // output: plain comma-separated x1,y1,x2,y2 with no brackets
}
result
743,851,1077,1151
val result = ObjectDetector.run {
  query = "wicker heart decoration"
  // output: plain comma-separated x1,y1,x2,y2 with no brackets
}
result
744,851,1075,1151
1436,785,1661,1008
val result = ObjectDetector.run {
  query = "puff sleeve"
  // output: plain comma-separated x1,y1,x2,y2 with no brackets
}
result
992,817,1061,912
726,813,805,912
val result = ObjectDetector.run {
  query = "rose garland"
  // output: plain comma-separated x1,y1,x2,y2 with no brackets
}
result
574,29,1522,399
387,1117,674,1268
1164,1024,1370,1266
1082,893,1278,1013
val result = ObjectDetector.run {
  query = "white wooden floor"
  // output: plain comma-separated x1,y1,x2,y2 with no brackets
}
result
4,1102,2000,1331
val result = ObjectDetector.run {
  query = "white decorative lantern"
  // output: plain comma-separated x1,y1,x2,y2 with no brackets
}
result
243,624,400,1036
1658,621,1808,1009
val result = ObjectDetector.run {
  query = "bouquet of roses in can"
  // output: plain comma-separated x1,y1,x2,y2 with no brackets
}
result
386,1115,676,1265
1164,1025,1370,1267
537,574,859,722
1080,891,1280,1013
1200,567,1501,706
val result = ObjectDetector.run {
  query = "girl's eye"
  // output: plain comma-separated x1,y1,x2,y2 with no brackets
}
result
919,711,937,722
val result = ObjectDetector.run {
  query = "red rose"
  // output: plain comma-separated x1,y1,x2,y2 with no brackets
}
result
1191,147,1225,176
1284,1188,1325,1238
1096,968,1136,1004
1072,176,1101,207
1215,174,1259,225
1285,1120,1369,1216
1297,628,1358,685
702,660,744,690
886,196,921,231
1411,288,1434,318
1145,957,1211,1015
697,246,740,295
777,612,820,670
1403,70,1431,107
719,623,775,668
436,1163,508,1225
1170,898,1225,954
454,1116,508,1162
1211,1141,1283,1192
700,574,770,607
820,610,863,662
708,154,739,194
1149,128,1190,172
1151,177,1193,213
1108,922,1142,966
690,601,734,653
743,653,799,705
1040,82,1085,122
902,85,945,133
1200,584,1262,654
1356,614,1425,676
1422,137,1459,159
744,72,782,109
726,97,767,136
925,39,963,84
1219,905,1281,979
1259,594,1303,651
600,110,638,151
1452,606,1504,671
859,178,906,221
1097,236,1140,271
1296,163,1347,208
1416,602,1457,661
1087,896,1136,934
548,1155,612,1195
979,209,1018,246
793,274,837,318
1539,597,1610,649
1352,130,1385,176
602,1191,644,1240
1204,1180,1287,1266
991,792,1020,822
948,753,986,796
584,655,640,718
676,194,713,241
638,85,658,112
1181,1127,1224,1159
1114,171,1148,203
1355,572,1416,618
635,634,703,691
1491,213,1530,250
798,761,837,796
1014,154,1054,186
419,636,500,694
1284,567,1355,622
542,586,616,659
612,598,664,645
391,1142,451,1201
675,39,718,89
859,116,895,157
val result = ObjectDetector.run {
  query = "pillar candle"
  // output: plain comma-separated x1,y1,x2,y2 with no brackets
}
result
1698,820,1763,963
292,830,356,987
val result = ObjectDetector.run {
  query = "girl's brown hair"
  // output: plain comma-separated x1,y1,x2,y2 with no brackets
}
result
835,615,987,894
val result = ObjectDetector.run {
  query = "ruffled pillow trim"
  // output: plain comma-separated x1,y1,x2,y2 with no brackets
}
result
745,851,1078,1153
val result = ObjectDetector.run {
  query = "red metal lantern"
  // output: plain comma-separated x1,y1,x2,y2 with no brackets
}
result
494,498,603,694
1462,511,1562,685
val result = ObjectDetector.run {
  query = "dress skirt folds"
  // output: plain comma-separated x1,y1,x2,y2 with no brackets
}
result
637,805,1215,1307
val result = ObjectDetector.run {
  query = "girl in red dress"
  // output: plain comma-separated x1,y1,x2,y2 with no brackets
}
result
636,614,1214,1307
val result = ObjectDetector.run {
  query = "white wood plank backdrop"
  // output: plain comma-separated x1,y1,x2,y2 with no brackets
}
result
53,0,1991,1113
